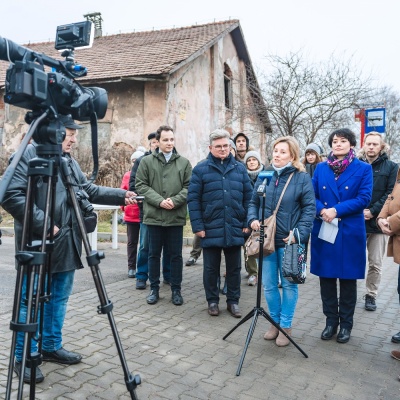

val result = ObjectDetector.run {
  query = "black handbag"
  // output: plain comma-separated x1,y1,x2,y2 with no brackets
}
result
282,228,307,284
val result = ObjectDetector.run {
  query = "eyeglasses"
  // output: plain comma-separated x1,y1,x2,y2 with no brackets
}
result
212,144,230,150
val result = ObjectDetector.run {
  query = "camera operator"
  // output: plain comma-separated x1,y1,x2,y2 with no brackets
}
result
2,114,137,384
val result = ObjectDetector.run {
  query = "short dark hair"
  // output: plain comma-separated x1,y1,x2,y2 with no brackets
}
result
328,128,357,147
156,125,174,141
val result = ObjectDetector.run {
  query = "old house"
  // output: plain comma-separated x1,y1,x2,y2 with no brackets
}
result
0,19,270,170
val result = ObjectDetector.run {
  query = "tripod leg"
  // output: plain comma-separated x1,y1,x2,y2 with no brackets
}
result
236,311,260,376
223,308,256,340
6,167,54,400
259,309,308,358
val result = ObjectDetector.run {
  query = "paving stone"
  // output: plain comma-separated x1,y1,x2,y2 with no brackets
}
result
1,237,400,399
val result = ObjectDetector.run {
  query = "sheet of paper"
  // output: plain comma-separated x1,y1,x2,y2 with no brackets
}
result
318,218,339,244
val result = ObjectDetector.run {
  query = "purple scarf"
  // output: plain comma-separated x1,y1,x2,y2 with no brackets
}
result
326,148,355,180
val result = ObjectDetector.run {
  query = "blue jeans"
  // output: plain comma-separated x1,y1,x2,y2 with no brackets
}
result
15,270,75,361
262,247,298,328
136,223,171,281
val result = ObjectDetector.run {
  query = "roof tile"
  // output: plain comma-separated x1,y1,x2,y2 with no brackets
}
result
0,20,239,85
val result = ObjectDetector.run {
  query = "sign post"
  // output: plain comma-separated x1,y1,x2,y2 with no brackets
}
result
355,106,385,145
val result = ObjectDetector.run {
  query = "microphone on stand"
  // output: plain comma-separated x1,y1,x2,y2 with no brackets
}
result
256,171,274,195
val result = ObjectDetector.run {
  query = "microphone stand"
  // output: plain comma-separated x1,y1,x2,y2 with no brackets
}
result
223,178,308,376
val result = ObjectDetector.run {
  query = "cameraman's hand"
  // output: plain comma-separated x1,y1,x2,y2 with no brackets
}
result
125,191,137,205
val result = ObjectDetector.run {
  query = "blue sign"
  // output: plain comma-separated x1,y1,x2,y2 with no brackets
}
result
365,108,386,134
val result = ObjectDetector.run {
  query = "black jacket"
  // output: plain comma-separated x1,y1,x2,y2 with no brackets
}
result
2,143,127,273
359,152,398,233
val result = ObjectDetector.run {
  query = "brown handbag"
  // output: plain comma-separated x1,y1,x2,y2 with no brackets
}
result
245,173,294,258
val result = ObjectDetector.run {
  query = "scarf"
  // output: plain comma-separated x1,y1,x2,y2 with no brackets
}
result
247,164,264,182
272,162,292,175
327,148,355,179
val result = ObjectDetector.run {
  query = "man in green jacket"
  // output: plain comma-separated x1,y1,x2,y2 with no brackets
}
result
136,125,192,306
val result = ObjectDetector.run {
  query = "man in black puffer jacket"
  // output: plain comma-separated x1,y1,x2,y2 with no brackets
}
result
359,132,398,312
188,129,252,318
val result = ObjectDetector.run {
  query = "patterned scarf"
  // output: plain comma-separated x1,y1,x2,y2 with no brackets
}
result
326,148,355,179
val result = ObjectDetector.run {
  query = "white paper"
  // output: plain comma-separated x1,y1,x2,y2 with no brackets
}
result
318,218,339,244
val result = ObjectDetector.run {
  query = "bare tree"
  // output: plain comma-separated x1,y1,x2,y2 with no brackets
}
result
258,51,374,154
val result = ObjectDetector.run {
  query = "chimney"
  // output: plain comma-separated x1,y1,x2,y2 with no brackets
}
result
83,12,103,38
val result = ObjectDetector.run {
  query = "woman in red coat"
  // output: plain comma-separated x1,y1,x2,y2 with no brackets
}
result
121,150,143,277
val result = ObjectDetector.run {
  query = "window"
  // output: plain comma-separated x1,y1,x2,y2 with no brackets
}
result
224,63,233,110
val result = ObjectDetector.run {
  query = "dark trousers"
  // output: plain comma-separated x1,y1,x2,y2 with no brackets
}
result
319,277,357,330
190,234,202,259
148,225,183,291
203,246,241,305
126,222,140,270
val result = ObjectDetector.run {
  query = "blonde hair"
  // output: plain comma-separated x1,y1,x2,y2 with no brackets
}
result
272,136,305,172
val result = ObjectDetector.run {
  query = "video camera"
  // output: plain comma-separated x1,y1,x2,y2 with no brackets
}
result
0,21,107,121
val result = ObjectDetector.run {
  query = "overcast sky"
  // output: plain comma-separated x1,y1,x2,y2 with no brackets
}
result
2,0,400,92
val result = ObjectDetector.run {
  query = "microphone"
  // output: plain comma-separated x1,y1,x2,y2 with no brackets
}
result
256,171,274,195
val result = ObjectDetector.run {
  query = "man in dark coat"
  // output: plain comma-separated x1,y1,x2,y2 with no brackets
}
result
359,132,398,311
188,129,252,318
2,115,136,383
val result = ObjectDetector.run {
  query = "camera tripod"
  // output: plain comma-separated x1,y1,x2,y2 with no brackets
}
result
2,113,141,399
223,181,308,376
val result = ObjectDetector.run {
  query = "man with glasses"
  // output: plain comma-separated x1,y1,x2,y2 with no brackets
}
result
187,129,252,317
2,114,137,383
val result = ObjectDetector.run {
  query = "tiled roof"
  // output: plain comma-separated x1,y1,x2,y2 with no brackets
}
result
0,20,241,85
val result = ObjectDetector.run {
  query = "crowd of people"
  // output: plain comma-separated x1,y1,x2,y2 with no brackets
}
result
3,116,400,384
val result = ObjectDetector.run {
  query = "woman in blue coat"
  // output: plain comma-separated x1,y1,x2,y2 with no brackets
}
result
311,128,373,344
248,136,315,347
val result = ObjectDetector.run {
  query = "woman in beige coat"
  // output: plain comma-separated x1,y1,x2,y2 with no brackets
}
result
377,169,400,378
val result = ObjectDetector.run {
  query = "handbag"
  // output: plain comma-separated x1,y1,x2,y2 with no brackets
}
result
245,173,294,258
282,228,307,284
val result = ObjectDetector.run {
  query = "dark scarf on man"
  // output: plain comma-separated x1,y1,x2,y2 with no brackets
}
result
326,147,356,180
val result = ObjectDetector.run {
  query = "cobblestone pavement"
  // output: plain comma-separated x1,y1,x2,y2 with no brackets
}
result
0,235,400,399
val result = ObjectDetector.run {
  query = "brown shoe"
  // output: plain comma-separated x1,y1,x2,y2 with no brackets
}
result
227,303,242,318
264,325,279,340
391,350,400,361
208,303,219,316
276,328,292,347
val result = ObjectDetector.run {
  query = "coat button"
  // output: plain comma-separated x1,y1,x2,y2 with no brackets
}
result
324,202,328,205
345,186,349,190
323,186,326,189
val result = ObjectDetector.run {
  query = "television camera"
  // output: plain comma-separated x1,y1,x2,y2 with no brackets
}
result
0,20,107,122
